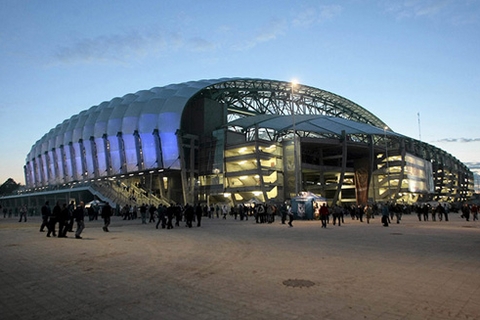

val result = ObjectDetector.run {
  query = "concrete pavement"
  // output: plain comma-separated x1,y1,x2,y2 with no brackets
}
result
1,213,480,320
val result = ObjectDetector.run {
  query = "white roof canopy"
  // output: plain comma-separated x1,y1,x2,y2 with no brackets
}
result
228,114,404,137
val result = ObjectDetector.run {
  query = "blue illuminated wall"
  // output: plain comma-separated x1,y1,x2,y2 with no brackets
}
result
24,79,227,188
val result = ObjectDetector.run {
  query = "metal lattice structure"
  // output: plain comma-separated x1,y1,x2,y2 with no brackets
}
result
203,78,387,127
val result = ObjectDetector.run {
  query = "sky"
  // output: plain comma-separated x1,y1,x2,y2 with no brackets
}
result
1,0,479,188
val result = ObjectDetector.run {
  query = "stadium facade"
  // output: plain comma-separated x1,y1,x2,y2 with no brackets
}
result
2,78,474,211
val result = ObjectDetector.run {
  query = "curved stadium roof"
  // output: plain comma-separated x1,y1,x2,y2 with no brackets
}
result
27,77,390,164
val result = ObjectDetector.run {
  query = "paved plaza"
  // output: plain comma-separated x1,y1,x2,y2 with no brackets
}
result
1,212,480,320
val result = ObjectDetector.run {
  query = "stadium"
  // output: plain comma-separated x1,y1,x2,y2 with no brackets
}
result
1,78,474,211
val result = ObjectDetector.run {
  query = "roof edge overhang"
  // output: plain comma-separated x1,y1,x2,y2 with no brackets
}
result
227,114,403,137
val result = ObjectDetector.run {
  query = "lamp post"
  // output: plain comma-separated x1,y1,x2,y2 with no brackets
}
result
384,126,391,201
291,80,299,196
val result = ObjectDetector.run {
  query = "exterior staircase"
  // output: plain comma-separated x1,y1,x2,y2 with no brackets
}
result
88,180,171,209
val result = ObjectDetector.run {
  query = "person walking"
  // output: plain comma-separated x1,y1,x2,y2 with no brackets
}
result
222,205,228,219
435,203,445,222
39,201,50,232
102,202,113,232
18,204,27,222
381,203,389,227
416,206,422,221
148,204,156,223
431,205,436,221
461,204,470,221
166,204,175,229
67,200,75,232
287,205,294,227
58,203,69,237
395,209,402,224
423,204,429,221
364,204,373,224
320,203,329,228
47,201,61,237
175,204,183,227
471,204,478,221
280,203,287,225
140,204,147,224
195,204,203,227
333,205,342,226
357,205,364,223
443,204,450,221
156,204,166,229
184,204,194,228
74,201,86,239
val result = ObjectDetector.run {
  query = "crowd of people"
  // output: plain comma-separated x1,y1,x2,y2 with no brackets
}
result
118,202,286,228
2,199,480,238
38,200,113,239
305,201,478,228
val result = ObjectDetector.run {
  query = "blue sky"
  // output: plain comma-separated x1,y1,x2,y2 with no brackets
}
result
1,0,479,187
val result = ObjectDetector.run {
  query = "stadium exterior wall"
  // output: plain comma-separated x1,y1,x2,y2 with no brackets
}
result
20,78,473,207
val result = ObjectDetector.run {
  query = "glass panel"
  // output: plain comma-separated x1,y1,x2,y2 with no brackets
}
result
95,138,107,177
123,134,138,172
141,133,157,169
108,136,122,175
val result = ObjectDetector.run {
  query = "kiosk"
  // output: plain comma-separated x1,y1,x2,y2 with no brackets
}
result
291,192,327,220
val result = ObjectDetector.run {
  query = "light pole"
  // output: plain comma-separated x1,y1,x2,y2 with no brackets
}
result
291,80,299,196
384,126,391,201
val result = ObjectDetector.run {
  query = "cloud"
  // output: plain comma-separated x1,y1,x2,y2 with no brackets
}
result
381,0,480,24
54,30,166,63
231,18,287,51
411,0,451,17
53,28,216,64
257,18,287,42
382,0,452,18
292,4,342,28
188,37,217,52
434,138,480,143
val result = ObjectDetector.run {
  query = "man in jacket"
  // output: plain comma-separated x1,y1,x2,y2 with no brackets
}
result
39,201,50,232
102,202,113,232
47,201,61,237
74,201,86,239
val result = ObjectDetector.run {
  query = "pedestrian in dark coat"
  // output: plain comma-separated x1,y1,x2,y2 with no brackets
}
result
166,204,175,229
280,203,287,225
67,201,75,232
74,201,86,239
381,204,389,227
156,204,166,229
185,204,194,228
102,202,113,232
149,204,156,223
175,205,182,226
58,203,69,237
320,203,329,228
47,201,61,237
40,201,50,232
195,204,203,227
461,204,470,221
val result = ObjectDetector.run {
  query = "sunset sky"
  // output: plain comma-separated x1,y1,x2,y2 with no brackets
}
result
1,0,479,186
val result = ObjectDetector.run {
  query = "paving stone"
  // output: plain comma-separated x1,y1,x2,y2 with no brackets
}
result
1,213,479,319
